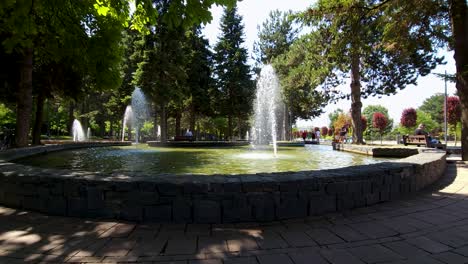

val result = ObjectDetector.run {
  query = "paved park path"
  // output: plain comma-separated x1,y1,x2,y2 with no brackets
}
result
0,161,468,264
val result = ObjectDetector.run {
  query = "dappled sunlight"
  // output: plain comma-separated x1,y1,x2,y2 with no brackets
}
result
0,163,465,263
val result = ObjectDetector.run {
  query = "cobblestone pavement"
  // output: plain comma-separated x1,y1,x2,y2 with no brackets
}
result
0,162,467,264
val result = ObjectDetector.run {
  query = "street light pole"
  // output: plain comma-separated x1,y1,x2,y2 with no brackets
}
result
444,70,448,145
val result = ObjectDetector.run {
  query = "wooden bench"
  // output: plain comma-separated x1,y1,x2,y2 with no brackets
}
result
403,135,428,147
174,135,194,142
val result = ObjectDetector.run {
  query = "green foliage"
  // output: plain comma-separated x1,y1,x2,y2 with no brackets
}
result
213,5,254,137
419,93,444,130
328,109,344,128
362,105,393,138
416,110,438,133
140,121,154,138
253,10,299,66
0,103,15,128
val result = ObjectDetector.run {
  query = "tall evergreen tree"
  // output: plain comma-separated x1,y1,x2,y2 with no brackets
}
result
213,6,254,140
185,27,215,133
133,1,188,142
253,10,298,66
253,10,299,140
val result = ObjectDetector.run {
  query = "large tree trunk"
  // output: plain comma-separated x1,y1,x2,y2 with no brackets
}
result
160,104,167,143
15,48,33,148
350,54,364,144
450,0,468,160
227,115,232,141
175,111,181,136
32,91,45,145
189,104,196,133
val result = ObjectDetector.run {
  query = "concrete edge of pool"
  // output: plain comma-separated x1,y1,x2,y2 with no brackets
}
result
0,143,446,223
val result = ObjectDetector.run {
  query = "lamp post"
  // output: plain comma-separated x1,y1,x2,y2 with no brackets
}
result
434,71,449,145
444,70,448,145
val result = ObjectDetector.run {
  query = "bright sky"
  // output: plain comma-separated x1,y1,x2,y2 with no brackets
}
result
202,0,457,129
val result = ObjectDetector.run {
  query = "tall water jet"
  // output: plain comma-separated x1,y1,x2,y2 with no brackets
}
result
131,88,149,143
87,128,91,140
122,105,134,142
72,119,86,142
251,65,284,156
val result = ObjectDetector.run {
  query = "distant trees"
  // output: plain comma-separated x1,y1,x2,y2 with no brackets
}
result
285,0,448,144
321,127,328,137
400,108,418,129
362,105,393,140
447,96,461,145
419,94,445,131
372,113,388,144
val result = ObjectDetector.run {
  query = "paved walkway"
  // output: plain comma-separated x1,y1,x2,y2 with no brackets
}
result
0,162,468,264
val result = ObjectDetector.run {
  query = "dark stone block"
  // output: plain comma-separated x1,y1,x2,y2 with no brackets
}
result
139,182,157,192
194,200,221,223
67,198,87,217
276,196,307,219
136,191,159,205
348,181,363,194
310,195,336,215
47,197,67,215
242,181,264,192
49,181,64,196
121,204,143,221
64,181,82,197
144,205,172,222
87,187,104,210
280,181,300,192
184,182,210,194
336,194,354,210
262,180,279,192
157,183,181,196
222,196,252,223
380,190,390,202
326,182,347,194
249,193,275,221
223,182,242,193
365,192,380,205
3,192,22,207
114,182,138,192
23,195,44,211
173,198,192,223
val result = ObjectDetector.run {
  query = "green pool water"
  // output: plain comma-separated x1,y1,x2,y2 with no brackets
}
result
16,144,393,176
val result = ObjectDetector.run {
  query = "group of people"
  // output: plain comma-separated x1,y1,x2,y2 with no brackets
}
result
301,130,321,142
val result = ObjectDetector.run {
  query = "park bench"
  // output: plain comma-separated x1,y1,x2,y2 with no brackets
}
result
173,135,194,142
403,135,428,147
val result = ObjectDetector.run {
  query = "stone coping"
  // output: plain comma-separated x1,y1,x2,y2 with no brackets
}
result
0,143,446,223
0,141,132,162
147,141,250,148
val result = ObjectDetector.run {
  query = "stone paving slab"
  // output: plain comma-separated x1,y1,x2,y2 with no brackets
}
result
0,162,467,263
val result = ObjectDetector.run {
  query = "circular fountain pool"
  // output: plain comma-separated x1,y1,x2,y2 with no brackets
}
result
0,142,446,223
16,144,391,176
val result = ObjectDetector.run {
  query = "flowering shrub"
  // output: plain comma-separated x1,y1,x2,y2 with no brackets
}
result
400,108,417,128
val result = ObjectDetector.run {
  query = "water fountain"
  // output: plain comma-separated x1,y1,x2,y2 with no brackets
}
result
251,65,284,156
87,127,91,140
122,105,134,142
121,88,149,143
72,119,86,142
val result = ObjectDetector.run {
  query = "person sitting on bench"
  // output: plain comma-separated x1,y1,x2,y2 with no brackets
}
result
414,123,439,146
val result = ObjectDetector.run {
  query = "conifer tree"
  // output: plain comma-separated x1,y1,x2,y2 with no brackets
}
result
213,6,254,140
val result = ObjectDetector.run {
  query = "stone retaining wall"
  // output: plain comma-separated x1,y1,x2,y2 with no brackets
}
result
0,144,446,223
333,143,423,158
